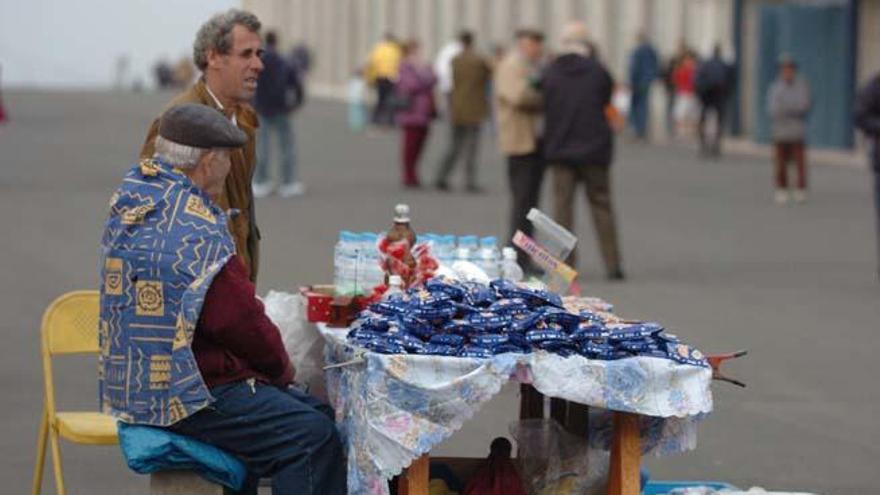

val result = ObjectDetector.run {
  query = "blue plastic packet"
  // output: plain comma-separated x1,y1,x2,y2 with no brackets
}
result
470,333,509,347
526,329,568,343
488,298,530,316
458,345,493,359
510,311,543,333
489,278,520,298
462,282,498,307
370,300,410,317
365,339,405,354
396,332,428,352
425,343,459,356
465,311,512,331
452,302,480,315
617,339,662,353
607,322,664,342
409,289,452,307
539,307,581,332
506,331,530,348
429,333,466,347
491,343,526,355
578,310,606,325
411,303,458,321
665,343,709,367
578,341,616,356
397,313,432,336
538,340,577,356
570,323,610,341
425,277,467,301
442,320,480,337
347,328,386,343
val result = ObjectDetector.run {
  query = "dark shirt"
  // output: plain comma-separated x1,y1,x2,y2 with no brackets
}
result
255,47,305,117
193,255,294,389
695,56,733,103
855,74,880,169
541,53,614,166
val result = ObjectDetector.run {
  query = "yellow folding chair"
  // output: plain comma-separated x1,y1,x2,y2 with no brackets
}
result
32,290,119,495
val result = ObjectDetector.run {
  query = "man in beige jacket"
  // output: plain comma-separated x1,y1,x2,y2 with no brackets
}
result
494,29,546,421
494,29,545,271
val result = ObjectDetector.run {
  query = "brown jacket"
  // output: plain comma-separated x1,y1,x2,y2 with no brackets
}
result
450,50,492,126
140,80,261,281
494,52,543,156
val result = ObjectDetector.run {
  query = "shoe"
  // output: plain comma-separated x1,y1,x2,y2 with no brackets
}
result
252,181,275,198
278,182,306,198
792,189,807,204
774,189,790,205
435,181,450,192
607,268,626,281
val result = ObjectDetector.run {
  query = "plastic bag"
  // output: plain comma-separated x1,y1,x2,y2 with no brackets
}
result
262,290,328,401
509,419,609,495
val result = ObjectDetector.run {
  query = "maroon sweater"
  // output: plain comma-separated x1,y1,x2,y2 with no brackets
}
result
193,255,294,389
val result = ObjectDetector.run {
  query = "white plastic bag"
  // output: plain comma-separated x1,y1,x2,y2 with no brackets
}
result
262,290,328,401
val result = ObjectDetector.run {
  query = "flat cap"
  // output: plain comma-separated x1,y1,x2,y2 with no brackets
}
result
158,103,247,149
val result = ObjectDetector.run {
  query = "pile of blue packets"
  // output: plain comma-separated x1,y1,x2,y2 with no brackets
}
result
346,277,708,367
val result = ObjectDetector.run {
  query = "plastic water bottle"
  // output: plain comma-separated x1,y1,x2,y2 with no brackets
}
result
384,275,405,299
353,232,376,292
333,231,359,295
501,247,524,282
477,236,501,279
435,235,457,267
457,235,479,262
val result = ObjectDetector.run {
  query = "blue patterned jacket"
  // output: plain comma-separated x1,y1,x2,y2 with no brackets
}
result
98,158,235,426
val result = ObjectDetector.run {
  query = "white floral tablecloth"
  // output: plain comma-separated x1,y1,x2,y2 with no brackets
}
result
318,325,713,495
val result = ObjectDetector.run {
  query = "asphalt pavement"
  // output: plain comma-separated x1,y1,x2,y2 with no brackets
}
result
1,90,877,494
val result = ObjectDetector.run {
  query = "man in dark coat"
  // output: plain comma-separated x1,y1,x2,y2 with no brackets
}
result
695,44,733,157
542,21,624,282
627,32,659,140
855,72,880,279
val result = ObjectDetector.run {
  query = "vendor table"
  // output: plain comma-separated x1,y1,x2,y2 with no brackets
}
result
318,324,713,495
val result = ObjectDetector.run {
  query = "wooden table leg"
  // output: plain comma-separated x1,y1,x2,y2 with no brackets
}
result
607,412,641,495
397,454,430,495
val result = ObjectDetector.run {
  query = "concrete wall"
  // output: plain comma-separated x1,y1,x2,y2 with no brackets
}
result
858,0,880,85
243,0,733,91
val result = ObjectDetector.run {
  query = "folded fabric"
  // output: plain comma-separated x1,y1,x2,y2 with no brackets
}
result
117,422,247,490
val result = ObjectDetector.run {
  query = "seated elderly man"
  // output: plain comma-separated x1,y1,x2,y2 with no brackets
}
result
98,103,345,494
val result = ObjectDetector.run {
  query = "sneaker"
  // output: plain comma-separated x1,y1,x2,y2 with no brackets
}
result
252,181,275,198
278,182,306,198
792,189,807,204
774,189,790,205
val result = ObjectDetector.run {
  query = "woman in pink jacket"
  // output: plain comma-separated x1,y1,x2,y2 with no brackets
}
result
395,40,438,188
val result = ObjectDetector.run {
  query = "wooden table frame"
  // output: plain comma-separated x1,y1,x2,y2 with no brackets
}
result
398,411,642,495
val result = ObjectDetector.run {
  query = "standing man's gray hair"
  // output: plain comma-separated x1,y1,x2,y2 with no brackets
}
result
193,9,262,71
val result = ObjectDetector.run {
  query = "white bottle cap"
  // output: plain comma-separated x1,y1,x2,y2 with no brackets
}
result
502,247,517,260
389,274,403,287
393,204,410,223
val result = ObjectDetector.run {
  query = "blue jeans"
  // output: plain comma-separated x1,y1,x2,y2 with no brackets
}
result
629,88,650,138
168,381,346,494
256,114,297,185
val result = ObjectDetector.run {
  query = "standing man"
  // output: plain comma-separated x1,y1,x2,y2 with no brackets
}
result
854,72,880,279
365,33,402,127
495,29,545,266
627,32,659,141
140,9,264,282
543,21,624,282
695,44,733,157
495,28,545,421
767,54,812,204
253,30,306,198
435,31,492,192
